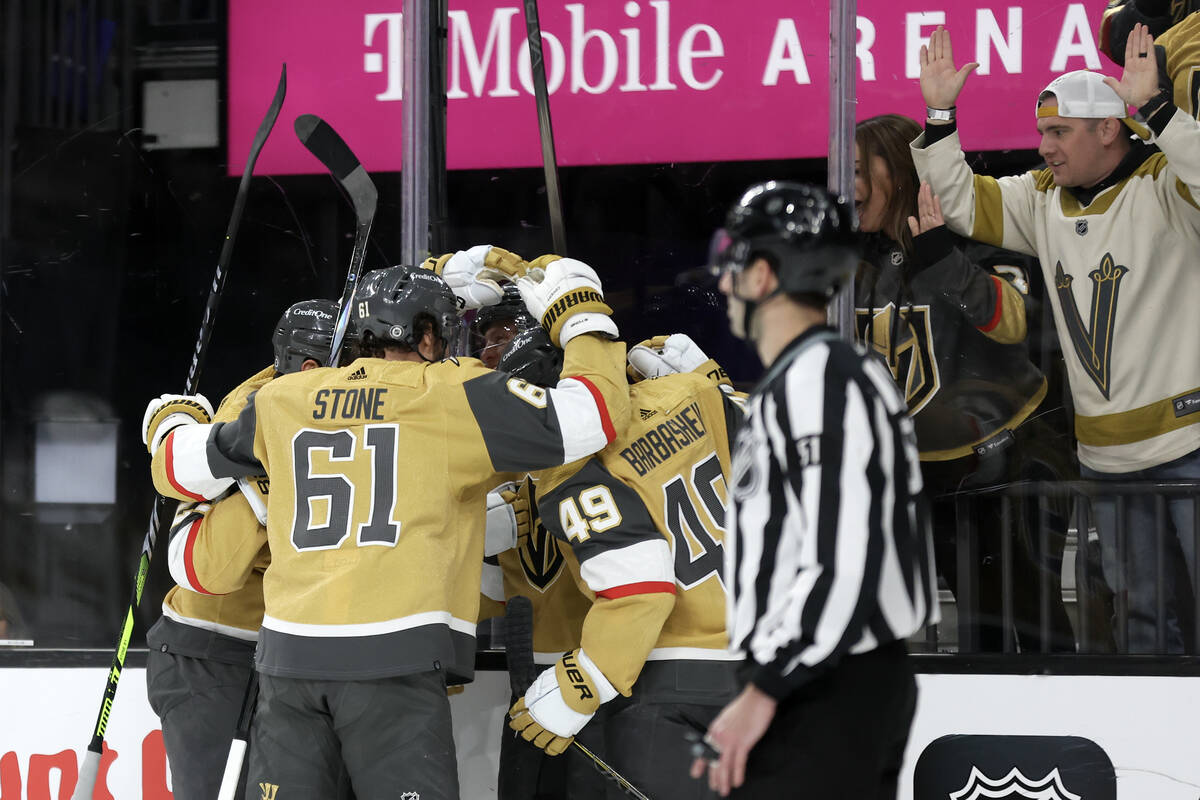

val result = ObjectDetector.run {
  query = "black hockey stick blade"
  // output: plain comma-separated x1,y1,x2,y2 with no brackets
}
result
295,114,379,226
294,114,379,367
72,67,287,800
522,0,568,255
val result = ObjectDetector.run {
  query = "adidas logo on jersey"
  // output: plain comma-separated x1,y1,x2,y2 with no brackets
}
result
639,408,657,420
347,366,368,381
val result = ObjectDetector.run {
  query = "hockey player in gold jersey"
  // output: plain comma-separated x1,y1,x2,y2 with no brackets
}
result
144,299,343,800
503,323,744,800
142,257,629,800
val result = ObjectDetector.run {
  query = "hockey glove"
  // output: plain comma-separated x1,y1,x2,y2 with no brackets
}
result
627,333,734,389
508,648,618,755
516,258,617,347
142,393,214,455
484,484,530,557
429,245,527,310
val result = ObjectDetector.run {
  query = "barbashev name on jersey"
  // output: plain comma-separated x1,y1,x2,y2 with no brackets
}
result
312,387,388,420
618,401,707,476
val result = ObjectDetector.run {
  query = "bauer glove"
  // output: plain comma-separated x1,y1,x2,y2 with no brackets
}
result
517,258,617,347
508,648,618,755
142,393,214,455
425,245,527,310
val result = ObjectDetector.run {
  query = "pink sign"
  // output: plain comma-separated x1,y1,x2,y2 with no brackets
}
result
228,0,1109,175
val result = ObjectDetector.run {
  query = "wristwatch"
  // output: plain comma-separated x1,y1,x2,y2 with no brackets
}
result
926,106,956,122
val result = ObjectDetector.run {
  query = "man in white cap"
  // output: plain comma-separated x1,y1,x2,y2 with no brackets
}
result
909,23,1200,653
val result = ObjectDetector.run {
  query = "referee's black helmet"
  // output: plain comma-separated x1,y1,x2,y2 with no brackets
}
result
718,181,859,298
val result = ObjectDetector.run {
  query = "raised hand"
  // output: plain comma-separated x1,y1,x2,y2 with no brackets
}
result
1103,23,1161,109
919,26,979,110
906,182,946,238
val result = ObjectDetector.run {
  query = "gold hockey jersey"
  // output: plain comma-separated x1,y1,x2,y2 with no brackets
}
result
912,106,1200,471
536,371,742,695
496,478,592,665
152,336,629,682
155,365,274,650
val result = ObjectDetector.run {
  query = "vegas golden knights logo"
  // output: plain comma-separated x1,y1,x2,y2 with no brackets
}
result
519,523,565,591
856,303,940,415
258,782,279,800
1054,255,1128,400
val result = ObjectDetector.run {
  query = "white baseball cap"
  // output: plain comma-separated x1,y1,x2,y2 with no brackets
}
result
1036,70,1128,119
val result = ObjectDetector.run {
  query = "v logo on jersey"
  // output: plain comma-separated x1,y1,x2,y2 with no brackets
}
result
855,303,939,415
519,523,565,591
1054,254,1128,400
258,782,279,800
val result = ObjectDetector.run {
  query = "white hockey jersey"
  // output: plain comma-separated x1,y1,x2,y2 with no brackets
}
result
912,107,1200,471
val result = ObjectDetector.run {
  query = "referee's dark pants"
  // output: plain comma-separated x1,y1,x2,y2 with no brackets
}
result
731,641,916,799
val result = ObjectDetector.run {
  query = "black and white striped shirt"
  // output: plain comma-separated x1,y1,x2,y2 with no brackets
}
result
725,325,939,699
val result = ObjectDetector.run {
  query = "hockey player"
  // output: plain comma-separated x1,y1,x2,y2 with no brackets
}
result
913,24,1200,652
693,182,938,798
470,284,536,369
141,258,629,800
504,318,744,800
144,298,342,800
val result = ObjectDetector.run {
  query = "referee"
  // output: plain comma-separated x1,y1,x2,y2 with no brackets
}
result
690,181,940,798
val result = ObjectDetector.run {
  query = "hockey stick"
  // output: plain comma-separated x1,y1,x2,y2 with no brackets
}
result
215,671,260,800
71,64,287,800
521,0,568,255
294,114,379,367
504,597,652,800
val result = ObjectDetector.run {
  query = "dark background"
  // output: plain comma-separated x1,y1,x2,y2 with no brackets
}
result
0,0,1046,646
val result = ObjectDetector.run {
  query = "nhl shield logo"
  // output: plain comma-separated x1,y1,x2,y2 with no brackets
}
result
1075,219,1088,236
914,735,1114,800
949,766,1080,800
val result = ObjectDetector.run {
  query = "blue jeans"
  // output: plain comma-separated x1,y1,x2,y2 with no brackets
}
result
1082,447,1200,654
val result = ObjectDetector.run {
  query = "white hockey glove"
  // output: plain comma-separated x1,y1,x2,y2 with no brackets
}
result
425,245,527,310
142,393,214,454
484,484,531,557
627,333,710,380
509,648,618,755
516,256,618,347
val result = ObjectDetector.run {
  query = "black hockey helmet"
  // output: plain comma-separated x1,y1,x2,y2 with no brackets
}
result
497,326,563,387
350,264,461,354
272,299,338,374
468,284,536,362
718,181,859,298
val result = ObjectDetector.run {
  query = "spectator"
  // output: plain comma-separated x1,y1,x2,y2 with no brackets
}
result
854,113,1076,652
911,24,1200,652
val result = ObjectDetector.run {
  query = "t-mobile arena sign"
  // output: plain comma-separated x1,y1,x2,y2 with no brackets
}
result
228,0,1108,175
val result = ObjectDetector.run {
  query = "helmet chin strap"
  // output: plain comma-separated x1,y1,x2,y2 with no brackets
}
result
730,273,784,342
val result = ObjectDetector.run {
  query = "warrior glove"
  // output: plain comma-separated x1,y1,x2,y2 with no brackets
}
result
516,257,617,347
142,393,214,455
509,648,618,755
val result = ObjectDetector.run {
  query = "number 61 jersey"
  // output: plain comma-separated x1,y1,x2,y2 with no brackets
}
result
151,336,630,685
535,371,744,696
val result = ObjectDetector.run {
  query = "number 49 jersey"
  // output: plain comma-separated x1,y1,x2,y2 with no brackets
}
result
536,371,743,695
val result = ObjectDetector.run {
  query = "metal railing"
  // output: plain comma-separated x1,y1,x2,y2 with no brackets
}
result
928,479,1200,657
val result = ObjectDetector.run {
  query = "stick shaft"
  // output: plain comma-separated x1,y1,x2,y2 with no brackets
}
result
522,0,567,255
72,65,286,800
